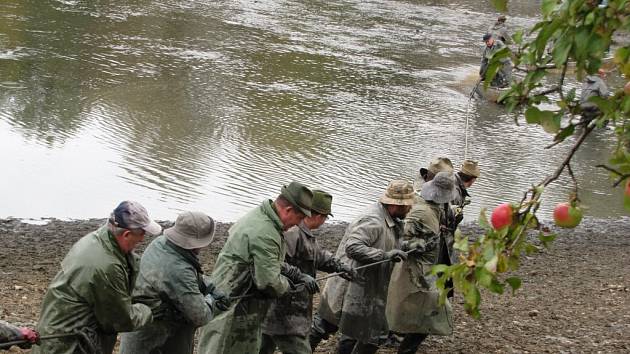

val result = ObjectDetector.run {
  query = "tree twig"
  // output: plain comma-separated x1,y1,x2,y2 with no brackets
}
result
595,164,630,187
542,124,595,187
566,163,578,200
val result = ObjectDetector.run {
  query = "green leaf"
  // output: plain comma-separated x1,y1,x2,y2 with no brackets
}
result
551,31,573,67
464,285,481,317
541,0,558,17
513,29,524,45
538,232,557,249
454,234,469,253
431,264,449,275
488,278,505,294
505,277,522,294
553,124,575,143
490,0,508,12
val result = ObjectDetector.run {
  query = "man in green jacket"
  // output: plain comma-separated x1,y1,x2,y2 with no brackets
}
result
386,172,459,354
33,201,161,354
197,182,316,354
261,190,356,354
120,211,229,354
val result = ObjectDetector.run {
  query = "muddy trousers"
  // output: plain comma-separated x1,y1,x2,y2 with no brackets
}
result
259,333,311,354
309,314,378,354
119,321,195,354
397,333,428,354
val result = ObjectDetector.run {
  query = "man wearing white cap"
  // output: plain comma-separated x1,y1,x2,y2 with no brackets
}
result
33,201,162,354
120,211,229,354
387,172,459,354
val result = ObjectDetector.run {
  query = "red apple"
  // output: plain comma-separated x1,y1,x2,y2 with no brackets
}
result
491,203,513,230
624,179,630,210
624,81,630,96
553,202,583,228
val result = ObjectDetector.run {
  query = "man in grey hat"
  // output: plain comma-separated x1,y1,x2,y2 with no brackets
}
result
261,190,357,354
480,33,512,87
386,172,459,354
488,15,510,44
310,180,414,354
197,182,317,354
120,211,229,354
34,201,161,354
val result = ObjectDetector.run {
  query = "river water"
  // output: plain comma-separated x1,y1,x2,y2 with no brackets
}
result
0,0,626,222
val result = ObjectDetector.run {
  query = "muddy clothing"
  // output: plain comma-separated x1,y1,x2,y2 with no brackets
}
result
386,197,453,342
33,225,152,354
488,22,510,44
480,40,512,87
260,333,311,354
452,174,470,209
119,236,214,354
580,75,609,119
262,221,348,354
316,202,403,343
197,200,290,354
263,221,346,337
0,321,21,343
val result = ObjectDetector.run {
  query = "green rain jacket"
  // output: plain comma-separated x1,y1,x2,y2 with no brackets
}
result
197,200,290,354
119,235,213,354
33,225,152,354
386,197,453,335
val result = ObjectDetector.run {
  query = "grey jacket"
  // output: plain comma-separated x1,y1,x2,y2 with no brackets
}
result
580,75,609,109
263,221,345,337
119,235,213,354
317,202,403,342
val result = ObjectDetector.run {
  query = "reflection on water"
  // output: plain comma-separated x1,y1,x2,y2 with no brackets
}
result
0,0,626,221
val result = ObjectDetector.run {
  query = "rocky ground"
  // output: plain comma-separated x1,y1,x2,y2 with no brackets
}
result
1,217,629,353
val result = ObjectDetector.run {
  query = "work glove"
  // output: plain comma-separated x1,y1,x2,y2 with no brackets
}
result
205,292,230,314
384,249,408,263
209,287,231,312
17,327,39,349
401,240,425,253
338,263,358,282
298,273,320,294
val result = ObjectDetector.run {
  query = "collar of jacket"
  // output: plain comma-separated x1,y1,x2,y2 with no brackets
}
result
455,174,471,198
165,238,203,273
262,199,284,231
297,220,314,239
378,202,398,229
98,225,139,276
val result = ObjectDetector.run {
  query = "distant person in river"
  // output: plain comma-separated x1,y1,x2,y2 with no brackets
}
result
488,15,511,44
580,68,609,121
33,201,162,354
480,33,512,88
119,211,229,354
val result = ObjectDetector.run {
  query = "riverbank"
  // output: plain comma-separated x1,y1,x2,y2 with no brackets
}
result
1,217,629,353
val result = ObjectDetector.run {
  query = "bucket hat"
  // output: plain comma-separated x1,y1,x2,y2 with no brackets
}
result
419,157,454,179
164,211,215,250
460,160,480,178
311,190,333,216
280,182,313,217
420,171,458,204
111,201,161,236
380,180,415,206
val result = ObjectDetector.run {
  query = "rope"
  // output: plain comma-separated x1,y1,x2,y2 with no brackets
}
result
230,249,417,301
464,79,482,161
0,330,96,353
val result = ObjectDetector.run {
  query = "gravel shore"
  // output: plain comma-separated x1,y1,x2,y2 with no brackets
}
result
1,217,629,353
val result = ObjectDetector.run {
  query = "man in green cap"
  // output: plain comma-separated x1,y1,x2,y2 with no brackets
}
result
261,190,357,354
310,180,414,354
197,182,317,354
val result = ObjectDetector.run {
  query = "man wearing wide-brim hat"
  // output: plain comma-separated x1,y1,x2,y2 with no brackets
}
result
386,171,459,354
262,190,357,354
311,180,414,354
120,211,228,354
197,182,315,354
415,157,454,191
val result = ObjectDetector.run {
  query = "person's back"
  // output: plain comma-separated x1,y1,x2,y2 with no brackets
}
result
33,201,159,354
